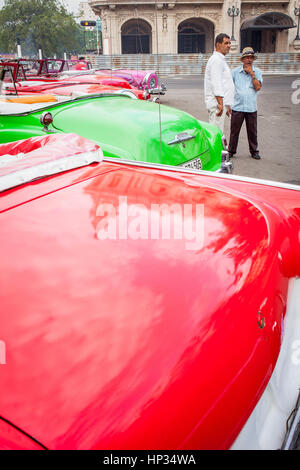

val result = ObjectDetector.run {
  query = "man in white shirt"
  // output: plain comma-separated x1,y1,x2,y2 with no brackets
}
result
204,33,235,133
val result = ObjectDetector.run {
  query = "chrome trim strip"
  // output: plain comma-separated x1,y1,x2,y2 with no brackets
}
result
281,392,300,450
102,157,300,191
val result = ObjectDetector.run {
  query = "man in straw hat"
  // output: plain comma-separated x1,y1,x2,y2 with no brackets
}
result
228,47,263,160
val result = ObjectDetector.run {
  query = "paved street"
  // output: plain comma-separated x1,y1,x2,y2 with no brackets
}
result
159,74,300,185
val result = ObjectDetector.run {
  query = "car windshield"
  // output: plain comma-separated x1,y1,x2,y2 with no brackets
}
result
0,63,26,82
46,60,64,72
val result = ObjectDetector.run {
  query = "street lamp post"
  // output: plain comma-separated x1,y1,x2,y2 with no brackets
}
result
295,6,300,41
96,18,102,54
227,6,240,41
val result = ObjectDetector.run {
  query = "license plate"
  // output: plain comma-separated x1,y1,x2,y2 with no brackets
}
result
180,157,202,170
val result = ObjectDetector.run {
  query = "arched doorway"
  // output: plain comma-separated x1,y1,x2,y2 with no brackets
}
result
178,18,214,53
121,19,152,54
241,12,296,52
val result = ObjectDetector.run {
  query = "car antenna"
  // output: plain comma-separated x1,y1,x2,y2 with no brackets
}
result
133,3,163,165
154,0,163,165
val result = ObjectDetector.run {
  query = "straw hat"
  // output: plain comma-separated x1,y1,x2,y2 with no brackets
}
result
241,47,257,59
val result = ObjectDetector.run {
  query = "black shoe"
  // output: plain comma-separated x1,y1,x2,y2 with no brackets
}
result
228,152,234,159
251,153,261,160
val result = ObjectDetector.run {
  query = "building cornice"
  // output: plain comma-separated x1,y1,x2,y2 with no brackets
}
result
89,0,290,6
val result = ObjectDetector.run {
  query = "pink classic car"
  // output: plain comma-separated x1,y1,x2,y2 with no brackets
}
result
66,61,159,90
95,68,158,90
0,134,299,450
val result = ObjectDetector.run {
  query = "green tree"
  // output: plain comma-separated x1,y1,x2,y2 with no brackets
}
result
0,0,84,57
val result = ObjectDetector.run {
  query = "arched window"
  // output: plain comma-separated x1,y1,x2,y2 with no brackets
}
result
121,19,152,54
241,12,296,52
178,18,214,53
178,20,205,53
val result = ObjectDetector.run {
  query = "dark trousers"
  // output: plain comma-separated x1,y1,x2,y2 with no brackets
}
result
229,110,258,155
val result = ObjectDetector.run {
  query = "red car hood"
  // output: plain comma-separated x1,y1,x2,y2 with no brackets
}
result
0,161,299,449
4,80,144,100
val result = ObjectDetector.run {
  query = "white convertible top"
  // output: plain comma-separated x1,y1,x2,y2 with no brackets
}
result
0,133,103,192
0,100,54,114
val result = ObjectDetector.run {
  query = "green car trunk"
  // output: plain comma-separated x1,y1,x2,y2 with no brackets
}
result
0,95,223,172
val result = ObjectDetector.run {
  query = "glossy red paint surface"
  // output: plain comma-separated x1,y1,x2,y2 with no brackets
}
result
47,83,145,100
64,73,133,88
94,69,158,90
0,418,45,450
60,74,147,96
0,159,299,449
4,80,145,100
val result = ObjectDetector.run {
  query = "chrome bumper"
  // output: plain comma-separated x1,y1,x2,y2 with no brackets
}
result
216,150,233,174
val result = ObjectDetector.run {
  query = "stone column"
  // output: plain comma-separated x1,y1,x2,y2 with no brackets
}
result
276,29,289,52
109,7,120,55
153,6,162,54
166,4,177,54
100,8,112,55
166,13,177,53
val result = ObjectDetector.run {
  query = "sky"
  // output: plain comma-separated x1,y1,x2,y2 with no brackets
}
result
0,0,81,16
60,0,81,16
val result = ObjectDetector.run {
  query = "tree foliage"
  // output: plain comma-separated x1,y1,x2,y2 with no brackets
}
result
0,0,84,57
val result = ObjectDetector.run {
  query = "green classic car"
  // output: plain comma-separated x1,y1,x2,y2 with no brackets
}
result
0,92,230,173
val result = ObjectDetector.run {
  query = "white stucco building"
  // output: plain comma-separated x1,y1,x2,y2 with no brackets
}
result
88,0,300,55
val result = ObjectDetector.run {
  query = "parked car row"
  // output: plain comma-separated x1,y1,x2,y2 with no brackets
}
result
0,61,231,174
1,58,163,102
